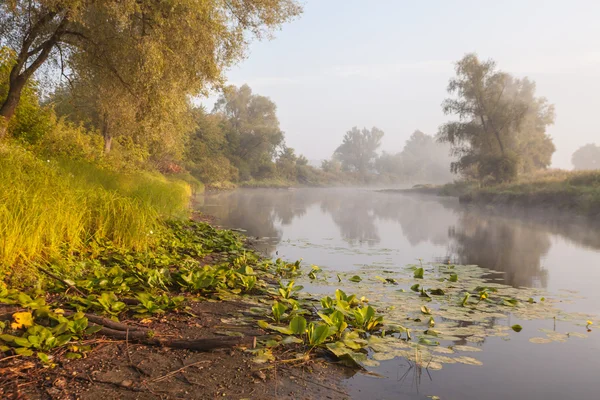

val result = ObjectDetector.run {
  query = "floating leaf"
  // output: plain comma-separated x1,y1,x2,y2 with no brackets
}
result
453,345,482,352
511,325,523,332
429,288,445,296
529,337,553,344
410,283,420,292
427,362,443,371
414,268,424,279
455,356,483,366
421,306,432,315
349,275,362,283
418,337,439,346
449,273,458,282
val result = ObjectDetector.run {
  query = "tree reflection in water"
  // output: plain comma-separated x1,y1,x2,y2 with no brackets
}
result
197,188,600,289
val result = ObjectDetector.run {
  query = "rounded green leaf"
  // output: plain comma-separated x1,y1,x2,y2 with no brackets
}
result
289,316,307,335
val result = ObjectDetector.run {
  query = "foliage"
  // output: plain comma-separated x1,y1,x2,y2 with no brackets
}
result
213,84,284,180
0,0,302,139
0,144,191,282
459,169,600,215
376,131,454,183
334,126,384,176
438,53,555,183
572,143,600,171
0,47,52,142
257,285,384,362
0,219,275,361
184,109,239,184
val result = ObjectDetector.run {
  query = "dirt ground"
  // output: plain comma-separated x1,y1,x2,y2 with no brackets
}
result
1,299,355,400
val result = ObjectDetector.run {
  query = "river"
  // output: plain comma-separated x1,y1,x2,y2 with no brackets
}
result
197,188,600,400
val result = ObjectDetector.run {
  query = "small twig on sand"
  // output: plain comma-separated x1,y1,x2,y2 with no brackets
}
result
37,266,86,297
0,354,22,363
149,360,212,383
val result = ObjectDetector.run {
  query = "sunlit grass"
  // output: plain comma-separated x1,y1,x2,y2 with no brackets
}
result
0,144,191,281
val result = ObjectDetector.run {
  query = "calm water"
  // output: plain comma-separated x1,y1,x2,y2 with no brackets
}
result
197,188,600,400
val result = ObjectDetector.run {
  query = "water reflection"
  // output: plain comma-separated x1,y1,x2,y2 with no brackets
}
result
197,188,600,289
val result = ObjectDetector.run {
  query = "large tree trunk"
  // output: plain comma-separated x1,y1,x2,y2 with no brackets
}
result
0,77,27,140
0,12,67,140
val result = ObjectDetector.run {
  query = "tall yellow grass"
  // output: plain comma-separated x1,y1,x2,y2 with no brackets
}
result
0,144,191,280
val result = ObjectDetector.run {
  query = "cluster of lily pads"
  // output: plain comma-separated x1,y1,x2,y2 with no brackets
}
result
0,220,272,363
250,258,597,370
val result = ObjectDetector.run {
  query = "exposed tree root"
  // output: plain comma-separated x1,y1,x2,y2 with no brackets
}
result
94,325,255,351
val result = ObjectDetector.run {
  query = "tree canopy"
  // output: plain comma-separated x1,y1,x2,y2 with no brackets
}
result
0,0,302,138
213,84,285,180
334,126,384,176
572,144,600,171
438,53,555,183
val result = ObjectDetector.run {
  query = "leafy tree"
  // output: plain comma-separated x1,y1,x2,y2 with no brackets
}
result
0,0,302,139
375,151,405,180
572,144,600,171
213,84,284,180
276,146,298,181
0,47,52,142
438,54,555,183
321,159,342,174
334,126,384,176
375,131,453,183
184,108,238,184
399,130,453,182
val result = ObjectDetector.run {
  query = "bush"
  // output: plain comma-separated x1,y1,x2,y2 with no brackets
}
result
479,153,519,184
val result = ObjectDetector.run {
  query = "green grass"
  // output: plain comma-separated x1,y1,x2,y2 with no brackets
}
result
0,143,192,282
459,169,600,214
238,178,294,189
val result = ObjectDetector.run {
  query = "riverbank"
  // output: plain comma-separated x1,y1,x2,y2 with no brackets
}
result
381,170,600,216
0,214,352,399
459,170,600,215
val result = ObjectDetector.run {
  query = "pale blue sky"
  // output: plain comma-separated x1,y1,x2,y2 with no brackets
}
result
205,0,600,168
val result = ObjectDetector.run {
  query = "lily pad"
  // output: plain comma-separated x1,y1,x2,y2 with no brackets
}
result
529,337,553,344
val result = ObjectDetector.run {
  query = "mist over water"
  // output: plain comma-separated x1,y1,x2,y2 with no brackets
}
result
197,188,600,399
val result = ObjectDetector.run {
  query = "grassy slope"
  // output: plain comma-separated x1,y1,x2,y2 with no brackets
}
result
0,143,192,284
459,170,600,215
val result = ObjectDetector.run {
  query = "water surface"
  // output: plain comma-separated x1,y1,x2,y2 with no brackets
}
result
197,188,600,400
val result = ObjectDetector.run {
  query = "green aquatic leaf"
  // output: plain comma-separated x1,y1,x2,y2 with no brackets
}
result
37,352,50,363
307,323,334,346
511,324,523,332
421,306,432,315
281,335,303,344
289,316,307,335
410,284,420,292
429,288,445,296
449,273,458,282
257,320,293,335
15,347,33,356
414,268,424,279
349,275,362,283
271,301,287,323
461,293,471,307
418,337,439,346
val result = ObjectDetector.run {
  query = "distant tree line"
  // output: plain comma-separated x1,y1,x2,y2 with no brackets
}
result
0,1,590,187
